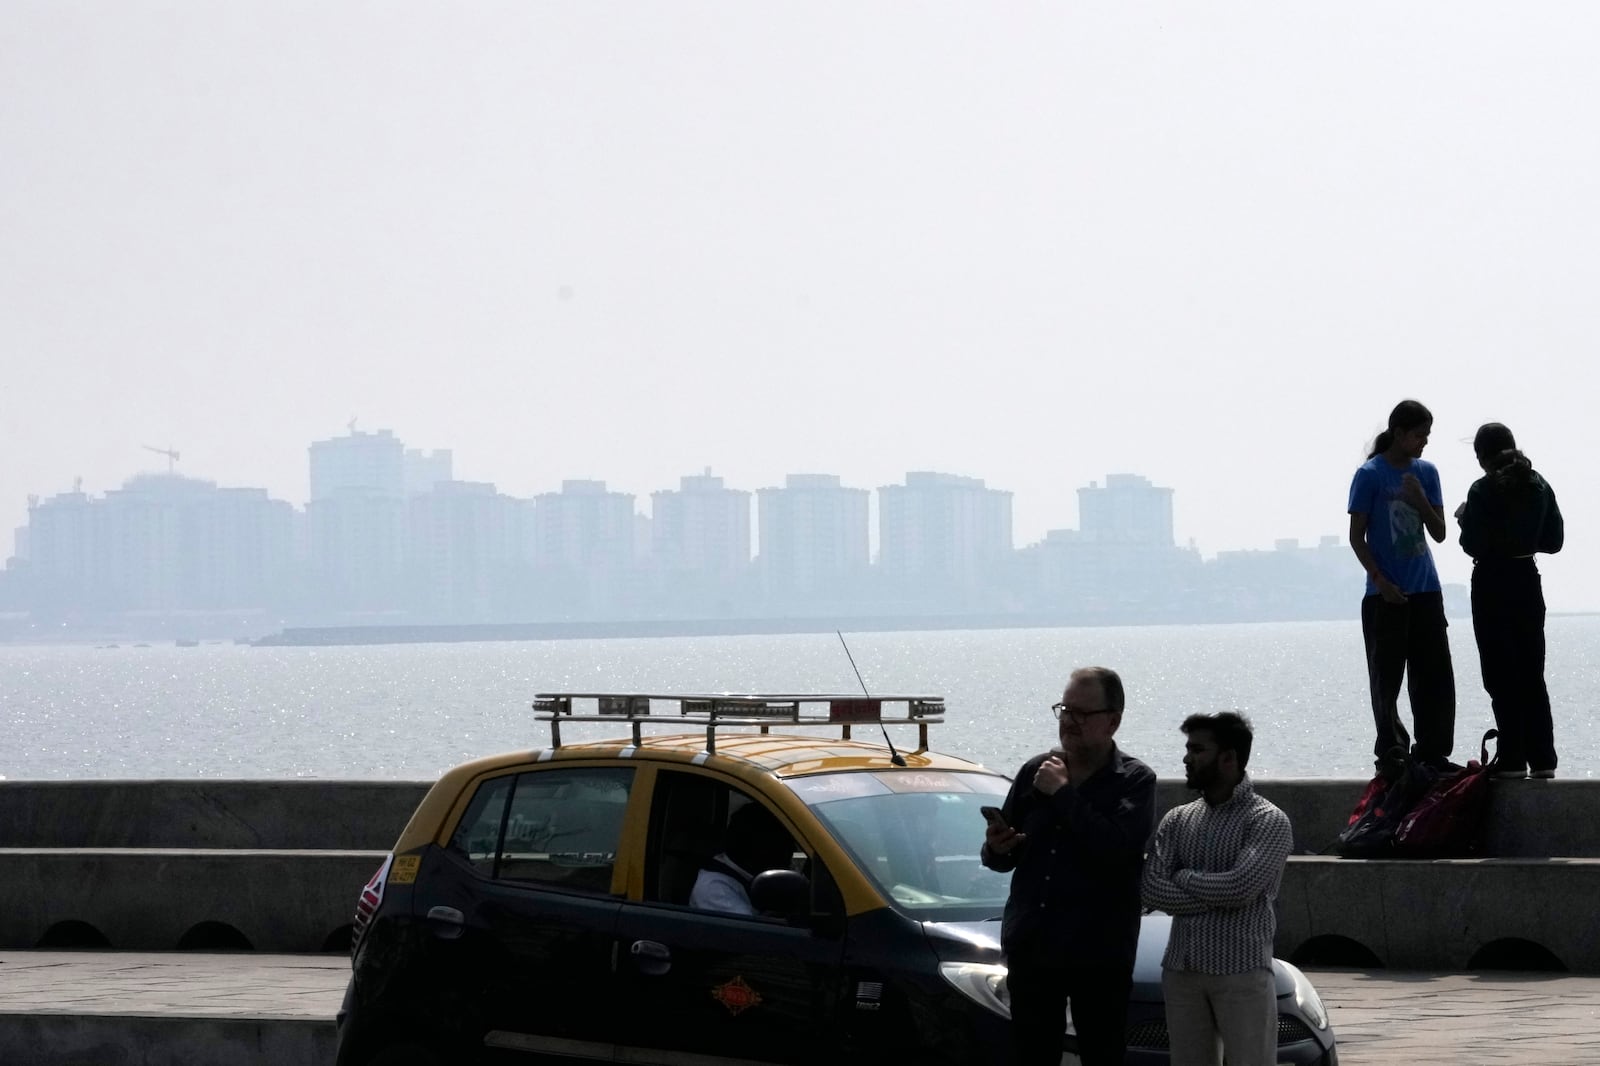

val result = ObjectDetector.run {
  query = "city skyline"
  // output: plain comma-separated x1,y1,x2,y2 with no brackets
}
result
8,426,1343,562
3,425,1370,637
5,5,1594,610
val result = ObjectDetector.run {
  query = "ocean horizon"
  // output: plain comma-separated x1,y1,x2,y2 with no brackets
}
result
6,616,1597,781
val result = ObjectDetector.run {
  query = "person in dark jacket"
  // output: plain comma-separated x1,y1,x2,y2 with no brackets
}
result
1456,423,1565,779
980,666,1158,1066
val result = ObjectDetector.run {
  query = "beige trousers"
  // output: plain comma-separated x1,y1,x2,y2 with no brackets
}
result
1161,967,1278,1066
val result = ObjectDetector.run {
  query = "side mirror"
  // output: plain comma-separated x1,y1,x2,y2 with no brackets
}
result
750,869,810,922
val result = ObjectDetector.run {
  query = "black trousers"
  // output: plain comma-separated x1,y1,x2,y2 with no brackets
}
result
1471,559,1554,772
1007,961,1132,1066
1361,590,1456,764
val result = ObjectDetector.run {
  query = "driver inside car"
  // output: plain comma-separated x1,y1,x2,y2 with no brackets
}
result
690,801,798,915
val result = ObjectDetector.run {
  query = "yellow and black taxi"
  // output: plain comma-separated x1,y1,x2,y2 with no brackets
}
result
335,693,1337,1065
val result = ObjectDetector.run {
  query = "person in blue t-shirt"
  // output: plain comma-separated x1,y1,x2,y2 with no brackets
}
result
1347,399,1457,773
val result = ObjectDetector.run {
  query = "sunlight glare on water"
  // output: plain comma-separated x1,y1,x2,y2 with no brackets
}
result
4,617,1596,781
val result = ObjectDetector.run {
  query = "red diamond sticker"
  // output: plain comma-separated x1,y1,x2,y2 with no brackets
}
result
710,975,763,1016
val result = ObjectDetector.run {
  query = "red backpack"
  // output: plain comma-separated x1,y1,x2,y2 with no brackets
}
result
1392,729,1500,857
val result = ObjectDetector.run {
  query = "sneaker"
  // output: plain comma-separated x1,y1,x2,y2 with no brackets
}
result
1493,768,1528,781
1531,769,1556,780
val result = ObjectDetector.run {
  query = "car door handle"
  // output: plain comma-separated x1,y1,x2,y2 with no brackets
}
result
630,940,671,976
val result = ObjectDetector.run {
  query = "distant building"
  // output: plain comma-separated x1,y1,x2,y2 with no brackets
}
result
651,472,751,576
403,449,453,497
756,474,869,607
877,472,1012,605
1078,474,1174,546
24,475,294,613
404,480,520,621
308,429,405,501
650,472,752,614
1014,473,1194,619
23,488,98,606
1204,534,1349,619
531,480,640,619
305,492,405,614
305,429,413,615
533,480,636,571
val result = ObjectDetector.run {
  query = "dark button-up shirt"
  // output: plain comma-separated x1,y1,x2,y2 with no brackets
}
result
980,744,1157,971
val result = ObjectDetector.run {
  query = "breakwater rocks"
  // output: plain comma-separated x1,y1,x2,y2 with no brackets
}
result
1,777,1594,969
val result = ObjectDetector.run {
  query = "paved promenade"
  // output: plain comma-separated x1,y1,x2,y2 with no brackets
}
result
4,952,1600,1064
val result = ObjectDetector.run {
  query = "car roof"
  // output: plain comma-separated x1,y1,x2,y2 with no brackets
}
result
439,731,995,783
394,733,1000,854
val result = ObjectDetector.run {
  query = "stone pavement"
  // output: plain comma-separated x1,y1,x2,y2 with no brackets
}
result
4,952,1600,1064
1312,967,1600,1064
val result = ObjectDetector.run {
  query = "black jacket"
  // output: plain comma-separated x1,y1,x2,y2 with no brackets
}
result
1459,467,1563,562
980,744,1157,971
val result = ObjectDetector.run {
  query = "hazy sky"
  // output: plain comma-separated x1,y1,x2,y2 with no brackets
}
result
4,4,1596,608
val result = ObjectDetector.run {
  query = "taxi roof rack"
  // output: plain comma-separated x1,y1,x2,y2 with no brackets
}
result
532,692,945,755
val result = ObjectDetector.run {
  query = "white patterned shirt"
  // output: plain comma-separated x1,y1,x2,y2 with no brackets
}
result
1140,775,1293,974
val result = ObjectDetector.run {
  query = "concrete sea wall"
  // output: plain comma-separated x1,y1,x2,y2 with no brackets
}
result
2,777,1595,969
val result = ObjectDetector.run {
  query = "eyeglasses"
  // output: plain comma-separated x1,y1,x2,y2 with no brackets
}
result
1052,702,1115,724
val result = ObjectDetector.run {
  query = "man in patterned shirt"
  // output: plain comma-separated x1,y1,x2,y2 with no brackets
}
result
1141,712,1293,1066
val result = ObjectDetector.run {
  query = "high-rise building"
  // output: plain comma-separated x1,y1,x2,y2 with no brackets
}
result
877,472,1013,594
756,474,869,603
649,472,752,615
404,480,520,621
403,449,453,497
650,472,751,576
306,429,409,615
533,480,636,571
23,488,99,607
526,480,639,620
24,475,293,612
308,429,405,501
1078,474,1174,546
305,493,404,614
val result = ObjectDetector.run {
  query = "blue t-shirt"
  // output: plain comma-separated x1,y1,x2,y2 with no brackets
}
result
1347,456,1443,596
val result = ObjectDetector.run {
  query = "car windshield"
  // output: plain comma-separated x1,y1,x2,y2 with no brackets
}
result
788,769,1012,922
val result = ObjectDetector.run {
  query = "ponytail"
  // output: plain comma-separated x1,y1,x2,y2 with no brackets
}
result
1369,400,1433,459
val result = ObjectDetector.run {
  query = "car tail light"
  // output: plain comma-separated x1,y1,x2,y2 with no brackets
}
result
352,853,394,954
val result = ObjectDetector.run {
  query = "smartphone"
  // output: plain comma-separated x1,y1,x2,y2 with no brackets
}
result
980,805,1008,830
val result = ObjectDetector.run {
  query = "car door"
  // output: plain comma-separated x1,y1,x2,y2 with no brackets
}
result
612,769,848,1065
423,763,636,1061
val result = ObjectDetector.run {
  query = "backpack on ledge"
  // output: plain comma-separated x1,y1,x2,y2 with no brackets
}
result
1335,752,1440,858
1392,729,1500,858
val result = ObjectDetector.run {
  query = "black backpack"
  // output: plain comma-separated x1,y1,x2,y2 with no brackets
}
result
1335,752,1441,858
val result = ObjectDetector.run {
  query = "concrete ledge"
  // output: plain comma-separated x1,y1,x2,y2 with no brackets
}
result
0,780,431,850
7,778,1599,968
1159,778,1599,858
0,849,385,952
1277,855,1600,971
4,776,1587,856
0,1013,335,1066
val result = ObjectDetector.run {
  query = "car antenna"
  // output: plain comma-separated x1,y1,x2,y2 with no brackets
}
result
837,630,906,767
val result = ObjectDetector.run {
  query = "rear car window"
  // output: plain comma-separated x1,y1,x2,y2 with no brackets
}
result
448,766,634,894
449,774,515,873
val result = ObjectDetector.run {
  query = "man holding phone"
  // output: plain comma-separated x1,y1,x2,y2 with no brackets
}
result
980,666,1158,1066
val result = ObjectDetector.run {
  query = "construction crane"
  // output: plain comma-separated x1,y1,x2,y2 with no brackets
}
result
143,445,180,473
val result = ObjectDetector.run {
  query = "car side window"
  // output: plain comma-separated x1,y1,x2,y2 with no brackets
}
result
448,773,515,874
497,766,634,893
646,771,803,910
